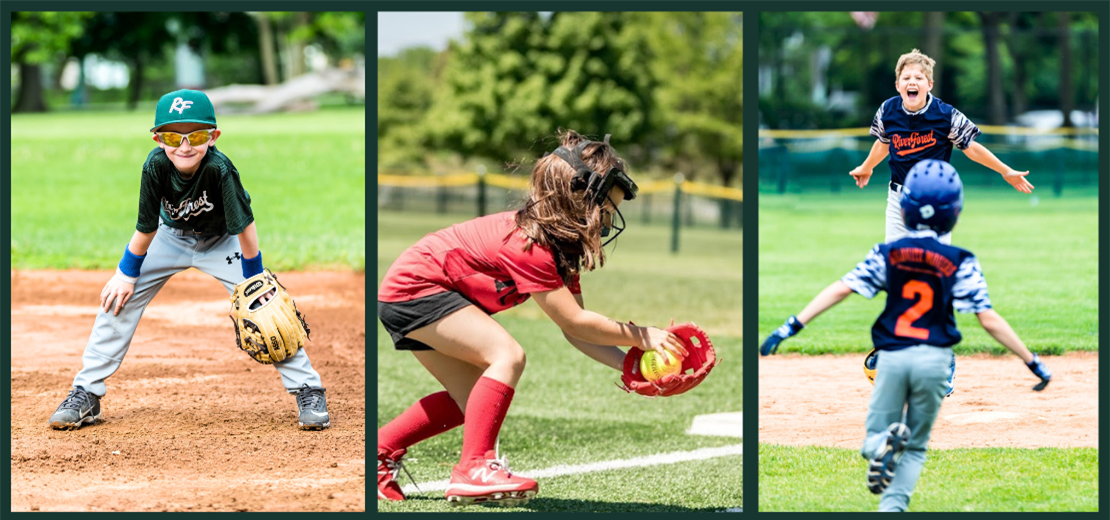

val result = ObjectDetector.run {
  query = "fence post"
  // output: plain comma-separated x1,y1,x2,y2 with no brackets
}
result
778,149,789,194
719,198,730,229
671,173,683,254
436,172,448,214
1054,148,1064,197
477,165,488,217
642,193,652,225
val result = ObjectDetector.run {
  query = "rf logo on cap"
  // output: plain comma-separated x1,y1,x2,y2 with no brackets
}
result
169,97,194,114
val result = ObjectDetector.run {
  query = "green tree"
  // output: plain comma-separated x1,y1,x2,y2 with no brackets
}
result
424,12,656,163
378,47,439,168
69,12,174,109
260,12,364,81
11,12,94,112
638,12,743,187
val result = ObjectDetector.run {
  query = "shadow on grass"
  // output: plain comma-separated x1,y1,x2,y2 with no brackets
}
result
523,498,735,512
391,495,738,512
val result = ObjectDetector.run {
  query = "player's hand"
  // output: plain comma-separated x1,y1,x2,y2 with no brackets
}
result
1002,169,1033,193
640,326,688,360
1026,353,1051,391
849,166,873,188
760,315,805,356
100,275,136,316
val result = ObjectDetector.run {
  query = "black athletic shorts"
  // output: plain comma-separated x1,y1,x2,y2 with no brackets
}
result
377,291,474,351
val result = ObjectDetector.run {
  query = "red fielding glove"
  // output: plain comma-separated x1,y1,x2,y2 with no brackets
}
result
618,322,718,397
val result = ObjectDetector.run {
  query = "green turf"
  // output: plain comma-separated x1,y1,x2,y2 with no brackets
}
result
376,210,743,512
758,191,1099,355
759,444,1099,512
10,109,365,271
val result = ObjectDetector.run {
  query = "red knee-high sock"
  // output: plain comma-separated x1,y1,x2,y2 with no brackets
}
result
460,377,515,462
378,391,465,453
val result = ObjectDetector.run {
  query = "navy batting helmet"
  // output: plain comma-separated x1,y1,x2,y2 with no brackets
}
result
901,159,963,234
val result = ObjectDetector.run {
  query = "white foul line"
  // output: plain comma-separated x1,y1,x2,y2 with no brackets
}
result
401,443,743,494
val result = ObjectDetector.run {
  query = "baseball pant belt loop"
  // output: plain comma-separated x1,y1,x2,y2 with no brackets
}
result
889,181,903,193
164,225,212,238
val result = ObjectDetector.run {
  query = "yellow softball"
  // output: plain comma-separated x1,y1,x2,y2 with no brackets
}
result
640,350,682,382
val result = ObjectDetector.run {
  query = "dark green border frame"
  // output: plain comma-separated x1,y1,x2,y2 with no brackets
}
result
4,0,1105,513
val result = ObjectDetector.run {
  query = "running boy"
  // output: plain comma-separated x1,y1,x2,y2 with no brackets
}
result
48,89,330,431
761,160,1051,512
849,48,1034,245
377,130,692,506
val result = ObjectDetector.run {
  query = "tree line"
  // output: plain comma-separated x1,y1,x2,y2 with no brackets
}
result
11,12,365,112
759,12,1099,129
378,12,744,188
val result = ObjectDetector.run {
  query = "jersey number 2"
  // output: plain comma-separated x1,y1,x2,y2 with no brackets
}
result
895,280,933,340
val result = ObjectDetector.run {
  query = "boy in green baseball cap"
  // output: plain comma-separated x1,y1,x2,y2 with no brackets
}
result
48,89,331,432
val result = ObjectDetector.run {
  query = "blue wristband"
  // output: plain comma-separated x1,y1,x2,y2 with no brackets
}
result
118,245,146,278
242,251,264,278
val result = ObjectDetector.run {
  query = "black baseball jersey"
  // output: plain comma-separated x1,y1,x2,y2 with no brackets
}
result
870,93,981,186
136,146,254,236
841,230,992,351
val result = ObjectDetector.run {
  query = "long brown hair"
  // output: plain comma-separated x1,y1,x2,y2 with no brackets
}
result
515,129,627,283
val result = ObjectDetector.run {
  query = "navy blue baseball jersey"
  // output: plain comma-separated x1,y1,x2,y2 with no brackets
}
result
870,93,981,186
842,230,992,351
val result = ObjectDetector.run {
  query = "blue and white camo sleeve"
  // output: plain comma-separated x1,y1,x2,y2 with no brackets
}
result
841,245,887,299
869,105,889,143
952,256,992,313
949,108,981,150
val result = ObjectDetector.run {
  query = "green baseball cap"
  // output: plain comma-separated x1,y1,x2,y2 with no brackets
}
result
151,89,217,131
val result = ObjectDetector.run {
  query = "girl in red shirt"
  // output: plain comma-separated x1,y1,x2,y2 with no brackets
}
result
377,131,687,506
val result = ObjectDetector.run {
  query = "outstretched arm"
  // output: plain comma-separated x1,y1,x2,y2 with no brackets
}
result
962,142,1033,193
561,293,626,370
977,308,1051,389
849,139,889,188
761,281,856,355
532,286,688,361
797,281,856,324
976,309,1034,363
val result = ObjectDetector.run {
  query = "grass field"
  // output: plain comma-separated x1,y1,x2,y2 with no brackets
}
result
759,190,1099,355
376,210,743,512
759,444,1099,512
10,108,365,271
758,190,1099,512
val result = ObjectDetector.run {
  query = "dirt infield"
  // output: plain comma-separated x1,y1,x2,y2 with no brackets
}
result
10,269,366,512
760,352,1098,449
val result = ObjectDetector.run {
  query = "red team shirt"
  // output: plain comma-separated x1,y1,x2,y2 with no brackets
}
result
378,211,582,314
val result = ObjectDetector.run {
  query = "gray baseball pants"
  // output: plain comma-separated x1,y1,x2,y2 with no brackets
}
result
71,221,323,397
861,345,954,512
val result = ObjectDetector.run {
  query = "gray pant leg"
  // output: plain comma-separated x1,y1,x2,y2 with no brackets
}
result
881,347,950,509
862,349,910,458
879,450,926,512
72,230,191,396
863,346,951,512
192,233,323,393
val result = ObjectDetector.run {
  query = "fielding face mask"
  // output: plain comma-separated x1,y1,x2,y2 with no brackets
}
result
548,134,638,246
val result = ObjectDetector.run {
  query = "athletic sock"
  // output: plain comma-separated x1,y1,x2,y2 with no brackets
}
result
377,391,465,453
460,376,515,462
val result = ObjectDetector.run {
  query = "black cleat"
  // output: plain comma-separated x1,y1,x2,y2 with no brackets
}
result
867,422,910,494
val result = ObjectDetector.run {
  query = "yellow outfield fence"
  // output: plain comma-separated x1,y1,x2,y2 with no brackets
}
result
378,171,744,248
377,172,743,202
759,126,1099,195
